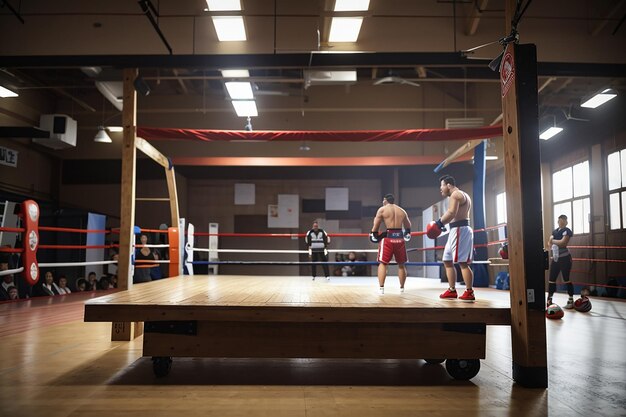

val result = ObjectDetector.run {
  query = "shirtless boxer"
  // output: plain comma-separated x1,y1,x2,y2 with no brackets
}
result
370,194,412,294
428,175,475,302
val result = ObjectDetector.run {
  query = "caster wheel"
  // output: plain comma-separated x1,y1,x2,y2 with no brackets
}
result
152,356,172,377
445,359,480,380
424,359,445,364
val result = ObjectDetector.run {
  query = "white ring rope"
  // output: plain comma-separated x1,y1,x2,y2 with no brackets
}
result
190,248,378,254
39,260,118,267
135,259,171,264
0,267,23,277
138,244,170,248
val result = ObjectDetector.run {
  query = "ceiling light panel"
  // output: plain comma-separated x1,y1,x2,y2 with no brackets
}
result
225,81,254,99
0,86,18,98
539,127,563,140
206,0,241,11
232,100,258,117
329,17,363,42
221,69,250,78
334,0,370,11
581,89,617,108
212,16,247,41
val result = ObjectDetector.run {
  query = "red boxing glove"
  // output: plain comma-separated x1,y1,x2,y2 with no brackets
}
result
426,221,443,239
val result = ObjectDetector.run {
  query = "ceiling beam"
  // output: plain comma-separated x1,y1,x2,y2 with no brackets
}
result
465,0,489,36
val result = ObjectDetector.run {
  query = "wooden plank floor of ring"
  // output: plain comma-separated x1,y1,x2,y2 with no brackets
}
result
85,275,511,379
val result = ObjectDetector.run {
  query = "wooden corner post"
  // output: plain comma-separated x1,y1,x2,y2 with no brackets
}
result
501,41,548,387
113,67,142,341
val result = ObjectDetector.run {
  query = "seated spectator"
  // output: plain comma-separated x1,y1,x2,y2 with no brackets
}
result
56,275,72,294
6,285,19,300
33,271,60,297
86,271,98,291
341,251,358,276
98,276,112,290
109,274,118,288
333,253,345,276
1,270,17,300
75,278,87,292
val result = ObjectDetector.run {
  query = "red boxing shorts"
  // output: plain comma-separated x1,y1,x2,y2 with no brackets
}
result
377,229,407,265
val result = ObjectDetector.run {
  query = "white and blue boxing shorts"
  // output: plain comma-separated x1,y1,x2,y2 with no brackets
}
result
442,220,474,264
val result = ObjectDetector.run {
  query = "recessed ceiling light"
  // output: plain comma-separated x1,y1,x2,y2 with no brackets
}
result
329,17,363,42
232,100,258,117
212,16,246,41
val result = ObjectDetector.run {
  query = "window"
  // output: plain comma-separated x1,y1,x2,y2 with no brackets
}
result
552,161,590,234
496,192,507,224
607,148,626,230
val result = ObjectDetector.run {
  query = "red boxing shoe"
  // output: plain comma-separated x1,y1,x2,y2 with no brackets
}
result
459,289,475,302
439,288,458,299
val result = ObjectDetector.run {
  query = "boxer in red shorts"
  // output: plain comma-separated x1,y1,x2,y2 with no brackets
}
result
370,194,412,294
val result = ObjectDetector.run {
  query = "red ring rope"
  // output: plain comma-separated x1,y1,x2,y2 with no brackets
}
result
38,244,116,250
0,227,26,233
39,226,109,234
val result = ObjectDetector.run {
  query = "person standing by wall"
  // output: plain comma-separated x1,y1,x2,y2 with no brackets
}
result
547,214,574,308
304,221,330,281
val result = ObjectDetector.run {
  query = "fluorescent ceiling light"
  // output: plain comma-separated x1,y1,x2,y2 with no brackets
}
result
212,16,246,41
539,127,563,140
206,0,241,11
232,100,258,117
0,86,18,98
334,0,370,11
329,17,363,42
107,126,123,132
225,81,254,99
580,88,617,108
485,155,498,160
221,69,250,78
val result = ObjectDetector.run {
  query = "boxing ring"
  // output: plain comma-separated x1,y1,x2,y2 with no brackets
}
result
84,274,511,379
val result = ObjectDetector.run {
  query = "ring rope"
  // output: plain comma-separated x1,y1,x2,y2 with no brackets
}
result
135,259,171,264
0,247,24,253
189,248,378,254
0,267,23,277
0,226,26,233
39,244,116,250
572,257,626,263
39,226,110,234
38,260,118,267
136,244,170,248
190,260,492,266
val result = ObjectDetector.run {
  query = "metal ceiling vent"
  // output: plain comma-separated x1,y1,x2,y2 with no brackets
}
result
445,118,485,129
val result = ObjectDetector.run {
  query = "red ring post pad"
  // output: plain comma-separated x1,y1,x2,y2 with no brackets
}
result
168,227,180,278
20,200,40,286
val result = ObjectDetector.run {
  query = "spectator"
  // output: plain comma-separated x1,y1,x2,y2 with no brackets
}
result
75,278,87,292
86,271,98,291
33,271,60,297
7,285,19,300
341,252,358,276
56,275,72,294
1,270,17,298
134,234,153,284
98,276,112,290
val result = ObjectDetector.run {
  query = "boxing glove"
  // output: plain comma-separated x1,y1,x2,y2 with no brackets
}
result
369,231,379,243
426,221,443,239
324,248,328,256
308,248,312,256
403,228,411,242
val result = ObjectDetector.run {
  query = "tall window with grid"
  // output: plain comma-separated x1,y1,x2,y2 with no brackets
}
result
552,161,590,233
607,148,626,230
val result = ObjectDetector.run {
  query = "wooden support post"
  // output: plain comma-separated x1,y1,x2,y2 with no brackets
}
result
501,41,548,387
113,67,140,341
